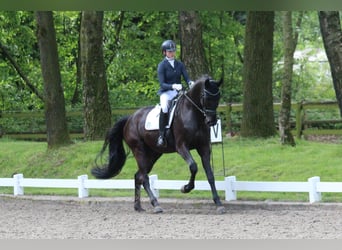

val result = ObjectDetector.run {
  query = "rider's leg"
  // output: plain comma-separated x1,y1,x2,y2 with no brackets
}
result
157,91,177,147
157,110,168,147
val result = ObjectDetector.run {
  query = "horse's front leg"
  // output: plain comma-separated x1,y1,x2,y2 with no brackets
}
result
177,145,198,193
197,145,225,214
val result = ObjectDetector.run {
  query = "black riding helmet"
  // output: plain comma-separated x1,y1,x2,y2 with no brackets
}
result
161,40,176,54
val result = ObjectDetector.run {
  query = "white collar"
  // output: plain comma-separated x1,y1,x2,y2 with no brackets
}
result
165,57,175,67
165,56,175,61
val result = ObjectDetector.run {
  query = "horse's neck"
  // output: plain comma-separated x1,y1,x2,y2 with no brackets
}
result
178,86,204,121
186,85,202,105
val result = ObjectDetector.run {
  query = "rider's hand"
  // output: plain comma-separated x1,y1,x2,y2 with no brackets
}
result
172,84,182,91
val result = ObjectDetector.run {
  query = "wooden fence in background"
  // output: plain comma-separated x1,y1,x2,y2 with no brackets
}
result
1,101,342,140
220,101,342,138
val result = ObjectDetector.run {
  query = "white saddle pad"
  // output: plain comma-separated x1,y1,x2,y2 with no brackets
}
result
145,104,176,130
145,105,161,130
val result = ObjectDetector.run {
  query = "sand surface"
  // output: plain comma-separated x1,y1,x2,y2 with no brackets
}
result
1,195,342,239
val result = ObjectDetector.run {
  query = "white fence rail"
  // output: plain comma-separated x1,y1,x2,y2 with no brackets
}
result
1,174,342,203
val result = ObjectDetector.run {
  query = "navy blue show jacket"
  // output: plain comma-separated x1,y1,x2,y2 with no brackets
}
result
157,58,191,95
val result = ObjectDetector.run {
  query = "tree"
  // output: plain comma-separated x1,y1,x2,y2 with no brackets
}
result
80,11,111,140
70,12,82,106
318,11,342,117
179,11,209,80
0,40,44,101
0,11,246,111
36,11,71,148
279,11,303,146
240,11,276,138
0,11,44,111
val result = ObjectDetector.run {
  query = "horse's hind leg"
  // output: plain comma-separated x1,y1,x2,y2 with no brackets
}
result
134,171,145,212
133,150,162,213
142,174,163,213
134,170,162,213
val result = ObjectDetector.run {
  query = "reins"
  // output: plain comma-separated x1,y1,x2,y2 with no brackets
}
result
181,91,206,115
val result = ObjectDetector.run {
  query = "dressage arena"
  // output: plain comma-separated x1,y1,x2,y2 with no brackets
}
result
1,195,342,239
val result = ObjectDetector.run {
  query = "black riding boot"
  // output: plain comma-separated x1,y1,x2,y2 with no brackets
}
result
157,111,168,147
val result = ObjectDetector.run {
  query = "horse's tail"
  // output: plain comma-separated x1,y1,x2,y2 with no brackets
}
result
91,116,129,179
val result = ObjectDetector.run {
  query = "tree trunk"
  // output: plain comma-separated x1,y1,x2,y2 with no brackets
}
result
80,11,111,140
106,11,125,69
36,11,71,148
179,11,209,80
240,11,276,138
279,11,302,146
318,11,342,117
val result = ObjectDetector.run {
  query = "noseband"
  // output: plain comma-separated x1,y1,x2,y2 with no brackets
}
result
203,88,220,116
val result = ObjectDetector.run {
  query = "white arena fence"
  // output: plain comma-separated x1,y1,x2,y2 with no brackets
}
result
1,174,342,203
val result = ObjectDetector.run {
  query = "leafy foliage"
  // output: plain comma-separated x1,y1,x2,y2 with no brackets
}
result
0,11,339,135
0,11,42,110
0,11,246,111
272,11,333,103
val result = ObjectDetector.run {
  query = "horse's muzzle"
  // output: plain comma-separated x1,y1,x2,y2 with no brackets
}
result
205,115,217,127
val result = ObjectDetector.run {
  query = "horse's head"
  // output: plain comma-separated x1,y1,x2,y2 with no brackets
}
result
189,76,223,126
202,77,223,126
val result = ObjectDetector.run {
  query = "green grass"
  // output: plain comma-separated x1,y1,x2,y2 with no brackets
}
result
1,136,342,202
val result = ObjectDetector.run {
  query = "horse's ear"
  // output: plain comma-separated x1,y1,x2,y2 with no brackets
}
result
208,77,223,87
205,78,211,88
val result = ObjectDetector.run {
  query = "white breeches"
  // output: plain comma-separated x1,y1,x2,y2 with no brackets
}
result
160,90,178,113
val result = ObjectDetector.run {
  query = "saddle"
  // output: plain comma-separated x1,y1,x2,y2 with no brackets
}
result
145,99,178,131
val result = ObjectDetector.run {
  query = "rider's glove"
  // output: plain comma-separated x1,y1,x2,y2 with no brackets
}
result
172,84,183,91
188,81,194,88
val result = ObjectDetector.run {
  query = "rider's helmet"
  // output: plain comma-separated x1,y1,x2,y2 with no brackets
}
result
161,40,176,54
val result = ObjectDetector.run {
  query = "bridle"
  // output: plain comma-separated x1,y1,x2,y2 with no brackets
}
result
182,84,220,118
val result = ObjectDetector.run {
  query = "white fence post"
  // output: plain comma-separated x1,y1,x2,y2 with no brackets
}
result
225,176,237,201
149,174,159,198
78,175,89,198
308,176,321,203
13,173,24,196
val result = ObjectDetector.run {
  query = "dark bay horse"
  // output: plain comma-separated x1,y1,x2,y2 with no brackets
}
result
91,76,225,213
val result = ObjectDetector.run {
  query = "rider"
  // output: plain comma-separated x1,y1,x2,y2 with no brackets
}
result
156,39,194,147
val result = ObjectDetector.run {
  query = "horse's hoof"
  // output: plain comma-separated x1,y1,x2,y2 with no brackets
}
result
216,206,226,214
153,206,163,213
134,206,146,212
181,185,192,193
